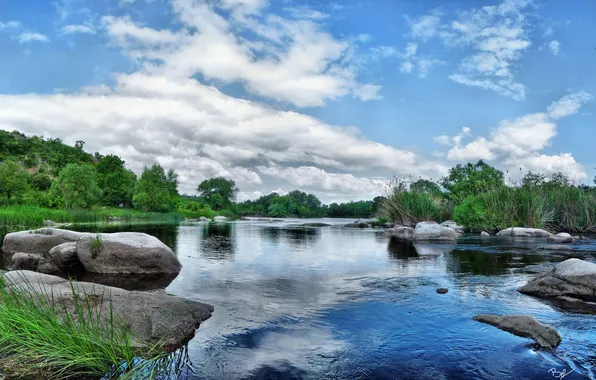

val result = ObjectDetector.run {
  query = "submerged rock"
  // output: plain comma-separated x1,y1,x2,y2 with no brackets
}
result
496,227,551,238
473,314,561,348
1,270,213,351
547,233,574,244
386,226,414,241
518,258,596,313
413,222,458,242
301,222,331,227
77,233,182,275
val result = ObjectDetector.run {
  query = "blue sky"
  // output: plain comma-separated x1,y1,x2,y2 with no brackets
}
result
0,0,595,202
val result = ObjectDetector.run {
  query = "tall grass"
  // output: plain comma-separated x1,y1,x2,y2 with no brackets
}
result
0,272,185,379
382,191,451,227
0,205,183,231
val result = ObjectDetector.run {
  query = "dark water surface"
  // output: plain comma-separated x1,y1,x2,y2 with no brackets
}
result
88,220,596,379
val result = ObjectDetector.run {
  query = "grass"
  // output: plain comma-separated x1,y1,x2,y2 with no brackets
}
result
0,205,183,231
382,190,451,227
0,272,186,379
90,233,102,259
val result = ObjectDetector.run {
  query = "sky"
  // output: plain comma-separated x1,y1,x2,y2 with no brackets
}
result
0,0,595,203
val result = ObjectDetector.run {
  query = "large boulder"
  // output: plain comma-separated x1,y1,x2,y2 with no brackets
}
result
473,314,561,348
496,227,551,238
2,228,87,261
386,226,414,241
547,233,574,244
412,222,458,242
518,259,596,313
441,220,465,234
199,216,211,222
77,233,182,274
48,242,84,272
11,252,59,275
1,270,213,351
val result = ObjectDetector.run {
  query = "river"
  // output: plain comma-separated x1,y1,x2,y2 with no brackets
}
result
85,219,596,379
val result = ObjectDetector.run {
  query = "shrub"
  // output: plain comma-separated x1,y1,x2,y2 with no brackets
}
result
382,190,451,227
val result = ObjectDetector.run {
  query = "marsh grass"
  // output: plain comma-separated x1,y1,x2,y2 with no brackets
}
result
0,272,186,379
382,191,451,227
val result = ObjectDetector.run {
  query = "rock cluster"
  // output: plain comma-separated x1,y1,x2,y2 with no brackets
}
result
386,221,458,243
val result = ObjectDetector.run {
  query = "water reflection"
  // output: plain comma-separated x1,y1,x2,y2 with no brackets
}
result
387,239,418,260
200,223,236,261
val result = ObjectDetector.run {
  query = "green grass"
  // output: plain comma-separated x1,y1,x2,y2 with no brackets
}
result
382,191,451,227
0,205,183,231
0,272,184,379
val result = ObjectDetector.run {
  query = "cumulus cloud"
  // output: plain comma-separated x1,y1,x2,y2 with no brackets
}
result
548,40,560,55
101,0,379,108
440,91,592,180
0,73,445,200
17,32,49,43
406,0,534,101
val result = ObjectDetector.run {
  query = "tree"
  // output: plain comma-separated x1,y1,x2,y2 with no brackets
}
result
522,171,546,188
96,155,137,207
548,172,570,187
410,179,441,194
197,177,238,210
133,164,179,212
440,160,504,204
0,160,29,201
50,163,101,208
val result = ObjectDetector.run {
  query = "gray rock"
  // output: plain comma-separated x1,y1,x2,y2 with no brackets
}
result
518,258,596,313
481,231,490,237
496,227,551,238
345,221,370,228
213,216,227,222
412,221,458,242
473,314,561,348
199,216,211,222
2,228,87,262
547,233,574,244
11,253,60,275
1,270,213,351
436,288,448,294
441,220,465,234
386,226,415,241
301,222,332,227
43,220,58,227
48,242,83,272
77,232,182,274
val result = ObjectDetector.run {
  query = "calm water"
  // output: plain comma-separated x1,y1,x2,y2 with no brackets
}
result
85,219,596,379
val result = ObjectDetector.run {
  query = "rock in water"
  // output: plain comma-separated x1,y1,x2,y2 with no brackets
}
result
481,231,490,237
518,258,596,313
48,242,83,272
413,221,458,242
440,220,465,234
436,288,448,294
1,270,213,352
386,226,414,241
496,227,551,238
547,233,574,244
11,253,59,275
473,314,561,348
77,232,182,274
213,216,227,222
2,228,87,261
199,216,211,222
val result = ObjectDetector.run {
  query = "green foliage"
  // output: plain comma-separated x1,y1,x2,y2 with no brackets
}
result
133,164,180,212
0,273,183,379
29,172,52,191
382,187,451,227
327,201,374,218
0,159,29,202
90,234,102,259
410,178,442,194
96,155,137,207
50,163,102,209
440,160,504,204
197,177,238,210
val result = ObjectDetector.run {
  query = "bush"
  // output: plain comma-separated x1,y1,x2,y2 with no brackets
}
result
382,190,451,227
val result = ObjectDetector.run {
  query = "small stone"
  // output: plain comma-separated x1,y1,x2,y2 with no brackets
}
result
436,288,449,294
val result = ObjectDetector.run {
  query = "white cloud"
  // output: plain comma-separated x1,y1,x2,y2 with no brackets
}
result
0,73,446,200
17,32,49,43
407,0,534,100
0,21,20,29
61,24,96,35
548,40,560,55
547,91,594,119
440,92,592,180
101,0,378,108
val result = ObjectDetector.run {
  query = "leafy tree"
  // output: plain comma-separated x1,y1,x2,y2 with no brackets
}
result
521,171,546,188
440,160,504,204
327,201,374,218
410,179,441,194
29,172,53,191
50,164,101,209
197,177,238,210
96,155,137,207
133,164,179,212
548,172,570,187
0,160,29,201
